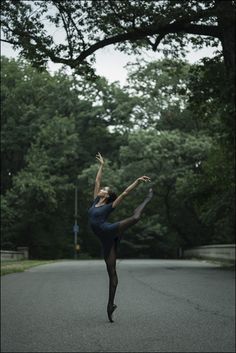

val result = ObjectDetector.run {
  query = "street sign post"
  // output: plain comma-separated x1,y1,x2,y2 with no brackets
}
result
74,186,79,259
73,224,79,233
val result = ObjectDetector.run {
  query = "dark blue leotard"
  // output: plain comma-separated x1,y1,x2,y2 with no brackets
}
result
88,196,121,258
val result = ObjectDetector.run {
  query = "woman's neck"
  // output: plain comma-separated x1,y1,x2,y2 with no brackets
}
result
97,197,107,206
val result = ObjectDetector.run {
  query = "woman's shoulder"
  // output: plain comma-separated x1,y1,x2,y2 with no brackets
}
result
90,195,100,206
107,201,115,211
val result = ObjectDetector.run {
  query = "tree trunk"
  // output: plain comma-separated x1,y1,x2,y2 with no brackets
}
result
216,0,235,139
216,1,235,94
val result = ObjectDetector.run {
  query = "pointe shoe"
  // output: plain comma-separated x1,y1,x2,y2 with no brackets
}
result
107,304,117,323
147,188,153,200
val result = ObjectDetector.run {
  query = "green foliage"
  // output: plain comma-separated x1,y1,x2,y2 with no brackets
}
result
1,54,234,259
125,58,192,130
119,129,214,247
1,56,131,258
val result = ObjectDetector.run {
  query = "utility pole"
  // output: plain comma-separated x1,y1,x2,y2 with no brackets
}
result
73,185,79,260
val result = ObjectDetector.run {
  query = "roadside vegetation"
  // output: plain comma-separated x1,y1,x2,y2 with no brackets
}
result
1,260,59,276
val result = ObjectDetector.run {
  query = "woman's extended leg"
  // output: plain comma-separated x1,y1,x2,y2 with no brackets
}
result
104,242,118,322
118,188,153,235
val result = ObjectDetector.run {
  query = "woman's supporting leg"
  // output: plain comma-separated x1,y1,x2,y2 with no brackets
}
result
118,188,153,235
104,242,118,322
103,189,153,322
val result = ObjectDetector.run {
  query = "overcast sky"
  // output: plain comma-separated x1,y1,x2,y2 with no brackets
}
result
2,40,220,86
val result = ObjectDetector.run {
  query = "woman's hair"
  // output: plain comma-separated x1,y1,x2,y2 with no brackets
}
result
107,189,117,203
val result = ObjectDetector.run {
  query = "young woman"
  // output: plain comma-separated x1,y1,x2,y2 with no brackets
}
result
88,152,153,323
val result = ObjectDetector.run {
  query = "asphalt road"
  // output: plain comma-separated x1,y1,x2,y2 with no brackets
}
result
1,259,235,353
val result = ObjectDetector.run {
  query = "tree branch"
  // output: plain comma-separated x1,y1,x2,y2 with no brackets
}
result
54,2,74,60
107,0,128,30
152,33,166,51
1,38,17,45
74,22,220,65
14,29,71,65
2,5,221,69
61,8,87,51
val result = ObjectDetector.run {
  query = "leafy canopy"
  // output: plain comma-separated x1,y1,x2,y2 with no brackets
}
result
1,0,223,74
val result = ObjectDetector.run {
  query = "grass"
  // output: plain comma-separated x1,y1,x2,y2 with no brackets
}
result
1,260,59,276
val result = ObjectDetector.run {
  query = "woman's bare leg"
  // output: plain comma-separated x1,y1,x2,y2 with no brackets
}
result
118,188,153,235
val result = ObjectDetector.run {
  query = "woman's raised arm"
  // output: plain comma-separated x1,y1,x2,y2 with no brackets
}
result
94,152,104,199
112,176,151,208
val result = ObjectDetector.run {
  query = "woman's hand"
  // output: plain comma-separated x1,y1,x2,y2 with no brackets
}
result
137,176,151,183
96,152,104,165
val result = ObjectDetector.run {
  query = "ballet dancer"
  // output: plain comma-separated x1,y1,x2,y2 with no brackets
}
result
88,152,153,322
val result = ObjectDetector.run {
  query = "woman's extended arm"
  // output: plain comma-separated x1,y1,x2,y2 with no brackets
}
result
112,176,151,208
94,152,104,199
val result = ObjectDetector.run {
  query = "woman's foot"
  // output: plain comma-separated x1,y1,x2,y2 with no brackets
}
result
146,188,153,201
107,303,117,323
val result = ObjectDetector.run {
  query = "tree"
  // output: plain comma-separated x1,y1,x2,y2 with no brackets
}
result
125,58,193,130
1,0,235,82
1,57,132,257
1,55,234,259
125,56,235,246
1,56,81,193
1,56,134,193
1,114,78,257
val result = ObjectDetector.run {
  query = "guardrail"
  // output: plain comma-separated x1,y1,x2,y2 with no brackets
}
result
183,244,235,263
0,247,29,261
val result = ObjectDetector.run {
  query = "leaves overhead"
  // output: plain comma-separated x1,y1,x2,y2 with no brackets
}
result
1,0,225,73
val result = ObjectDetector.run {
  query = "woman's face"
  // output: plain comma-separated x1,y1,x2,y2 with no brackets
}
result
98,186,110,198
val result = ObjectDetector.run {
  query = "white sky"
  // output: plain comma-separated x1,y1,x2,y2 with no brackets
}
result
1,40,220,86
94,45,219,85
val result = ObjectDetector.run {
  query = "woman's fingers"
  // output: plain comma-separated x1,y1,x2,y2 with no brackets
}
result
142,176,150,180
96,152,104,164
137,176,151,183
140,176,151,182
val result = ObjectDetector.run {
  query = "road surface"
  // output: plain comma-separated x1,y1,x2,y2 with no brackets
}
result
1,259,235,352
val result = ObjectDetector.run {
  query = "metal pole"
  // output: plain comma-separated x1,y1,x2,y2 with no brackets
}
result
74,185,78,260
